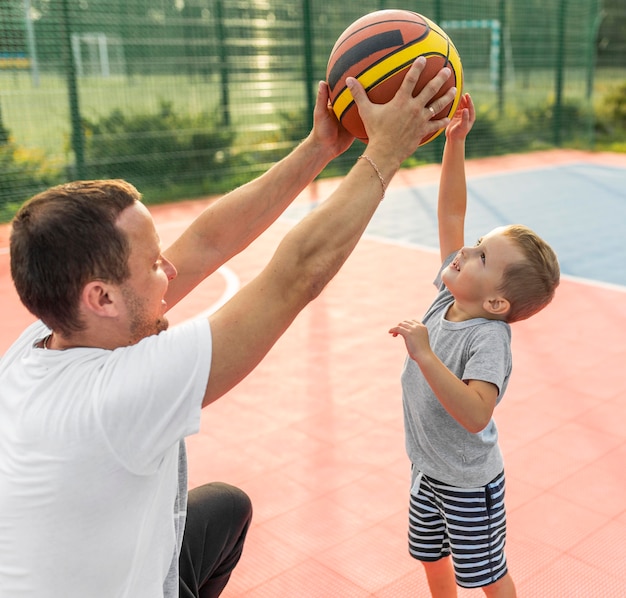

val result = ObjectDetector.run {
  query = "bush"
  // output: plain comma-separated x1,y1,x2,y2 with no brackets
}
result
518,99,590,147
595,80,626,146
603,80,626,126
0,140,63,222
81,101,236,195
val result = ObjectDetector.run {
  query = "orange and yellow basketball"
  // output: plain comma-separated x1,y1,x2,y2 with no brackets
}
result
326,9,463,145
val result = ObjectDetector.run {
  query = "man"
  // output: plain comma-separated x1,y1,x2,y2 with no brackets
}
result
0,58,455,597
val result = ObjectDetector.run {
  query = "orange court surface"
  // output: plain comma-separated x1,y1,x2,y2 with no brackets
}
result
1,149,625,597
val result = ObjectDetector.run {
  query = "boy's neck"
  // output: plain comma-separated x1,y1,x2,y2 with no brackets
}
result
446,300,506,323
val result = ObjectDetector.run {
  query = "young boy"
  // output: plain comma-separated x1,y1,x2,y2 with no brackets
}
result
389,94,560,598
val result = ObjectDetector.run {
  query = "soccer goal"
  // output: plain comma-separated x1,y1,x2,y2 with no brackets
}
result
441,19,513,91
71,32,126,77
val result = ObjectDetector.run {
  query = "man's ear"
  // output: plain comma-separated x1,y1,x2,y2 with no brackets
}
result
484,296,510,317
81,281,120,318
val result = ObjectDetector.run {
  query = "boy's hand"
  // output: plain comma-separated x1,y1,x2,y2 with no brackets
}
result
389,319,432,363
445,93,476,143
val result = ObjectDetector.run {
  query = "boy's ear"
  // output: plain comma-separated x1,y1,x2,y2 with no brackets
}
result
81,281,120,318
484,296,510,317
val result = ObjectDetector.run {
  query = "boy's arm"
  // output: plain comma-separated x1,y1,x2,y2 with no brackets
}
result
163,80,354,310
412,347,498,433
389,318,498,432
437,93,475,262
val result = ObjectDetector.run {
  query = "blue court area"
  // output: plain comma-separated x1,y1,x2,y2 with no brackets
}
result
368,161,626,288
288,159,626,288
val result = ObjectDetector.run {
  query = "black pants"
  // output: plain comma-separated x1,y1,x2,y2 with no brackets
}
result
179,482,252,598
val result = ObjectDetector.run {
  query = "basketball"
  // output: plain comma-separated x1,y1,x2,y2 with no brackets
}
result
326,9,463,145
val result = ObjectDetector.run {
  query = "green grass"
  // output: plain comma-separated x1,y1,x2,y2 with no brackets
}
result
0,71,304,158
3,66,622,159
0,64,624,223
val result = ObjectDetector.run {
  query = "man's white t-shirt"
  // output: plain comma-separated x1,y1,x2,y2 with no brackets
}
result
0,318,212,597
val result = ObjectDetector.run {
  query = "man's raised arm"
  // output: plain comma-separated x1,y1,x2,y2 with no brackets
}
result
202,58,456,406
164,81,354,309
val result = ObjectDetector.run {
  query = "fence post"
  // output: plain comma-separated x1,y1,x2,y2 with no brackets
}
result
586,0,601,102
24,0,40,87
498,0,506,117
0,100,9,144
302,0,315,132
553,0,567,146
433,0,442,24
60,0,86,179
216,0,231,127
585,0,602,146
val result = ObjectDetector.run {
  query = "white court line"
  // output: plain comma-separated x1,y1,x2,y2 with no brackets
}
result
4,216,624,295
0,244,241,316
155,220,244,318
0,211,241,317
184,265,241,321
364,231,626,293
3,232,625,294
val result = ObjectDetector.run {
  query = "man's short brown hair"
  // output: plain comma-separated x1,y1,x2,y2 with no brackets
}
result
10,180,140,336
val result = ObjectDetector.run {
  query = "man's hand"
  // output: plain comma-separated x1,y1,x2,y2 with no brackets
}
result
348,57,456,165
310,80,355,158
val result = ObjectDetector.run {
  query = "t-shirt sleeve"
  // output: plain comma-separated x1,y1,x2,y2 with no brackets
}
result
95,318,212,474
462,324,512,399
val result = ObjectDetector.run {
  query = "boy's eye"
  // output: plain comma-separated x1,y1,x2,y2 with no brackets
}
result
480,252,486,264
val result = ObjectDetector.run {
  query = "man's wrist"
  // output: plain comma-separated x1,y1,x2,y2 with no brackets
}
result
297,134,337,170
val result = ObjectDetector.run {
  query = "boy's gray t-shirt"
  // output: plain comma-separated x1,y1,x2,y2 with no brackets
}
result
401,254,512,488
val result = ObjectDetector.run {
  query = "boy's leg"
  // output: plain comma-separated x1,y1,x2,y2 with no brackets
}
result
439,471,512,592
422,556,458,598
408,469,457,597
179,482,253,598
410,470,514,596
482,572,517,598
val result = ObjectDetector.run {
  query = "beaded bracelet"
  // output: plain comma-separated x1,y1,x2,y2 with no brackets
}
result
358,154,387,200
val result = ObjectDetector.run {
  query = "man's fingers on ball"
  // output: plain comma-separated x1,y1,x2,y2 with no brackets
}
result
402,57,427,91
428,87,457,116
423,67,452,99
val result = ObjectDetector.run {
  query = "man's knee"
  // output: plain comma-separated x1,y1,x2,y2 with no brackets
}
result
180,483,253,597
187,482,252,535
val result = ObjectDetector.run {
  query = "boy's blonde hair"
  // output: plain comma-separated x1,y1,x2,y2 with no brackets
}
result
499,225,560,323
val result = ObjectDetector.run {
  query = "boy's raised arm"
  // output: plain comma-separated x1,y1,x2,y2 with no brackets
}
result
437,93,475,262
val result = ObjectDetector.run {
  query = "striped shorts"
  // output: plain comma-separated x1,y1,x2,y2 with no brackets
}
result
408,469,508,589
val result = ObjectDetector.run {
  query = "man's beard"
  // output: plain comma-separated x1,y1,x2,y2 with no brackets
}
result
122,286,169,345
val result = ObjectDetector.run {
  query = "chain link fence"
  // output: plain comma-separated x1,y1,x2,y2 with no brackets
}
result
1,0,624,218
